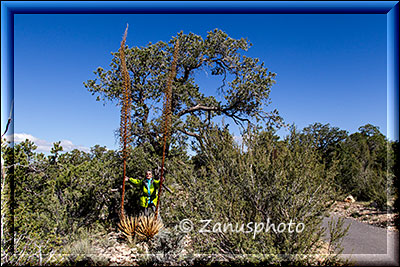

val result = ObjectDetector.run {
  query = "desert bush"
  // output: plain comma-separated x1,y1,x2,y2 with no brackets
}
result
163,125,341,264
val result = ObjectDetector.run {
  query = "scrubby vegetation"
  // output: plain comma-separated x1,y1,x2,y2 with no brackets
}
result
1,122,396,265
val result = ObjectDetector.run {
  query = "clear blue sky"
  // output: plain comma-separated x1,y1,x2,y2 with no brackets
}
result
7,13,388,153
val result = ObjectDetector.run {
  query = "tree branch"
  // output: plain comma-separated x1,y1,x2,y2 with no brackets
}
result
177,103,252,129
176,55,204,84
177,128,200,138
177,104,220,117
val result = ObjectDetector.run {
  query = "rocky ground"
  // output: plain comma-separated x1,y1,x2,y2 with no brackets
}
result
91,232,143,266
89,230,195,266
330,200,398,232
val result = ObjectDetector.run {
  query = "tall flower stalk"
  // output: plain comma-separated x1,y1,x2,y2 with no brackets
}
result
155,39,179,220
119,24,132,218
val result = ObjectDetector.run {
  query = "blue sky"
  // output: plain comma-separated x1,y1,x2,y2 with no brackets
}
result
5,13,389,153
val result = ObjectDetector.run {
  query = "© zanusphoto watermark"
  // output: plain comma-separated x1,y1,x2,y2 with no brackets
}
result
177,218,305,239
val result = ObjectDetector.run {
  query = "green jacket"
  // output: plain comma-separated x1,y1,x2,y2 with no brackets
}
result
128,177,160,208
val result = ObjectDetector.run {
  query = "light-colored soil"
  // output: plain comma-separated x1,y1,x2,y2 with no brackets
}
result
91,232,139,266
330,201,398,232
91,231,193,266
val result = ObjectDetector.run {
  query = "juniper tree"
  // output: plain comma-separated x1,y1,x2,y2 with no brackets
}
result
302,122,348,164
337,124,389,208
84,29,283,155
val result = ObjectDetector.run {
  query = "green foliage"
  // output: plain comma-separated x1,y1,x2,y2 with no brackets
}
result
1,140,121,265
302,122,348,168
336,124,389,209
1,120,395,266
300,123,393,210
327,217,350,254
163,125,338,262
49,141,63,164
84,29,283,155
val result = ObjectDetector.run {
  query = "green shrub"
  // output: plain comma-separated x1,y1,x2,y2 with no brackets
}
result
163,126,342,264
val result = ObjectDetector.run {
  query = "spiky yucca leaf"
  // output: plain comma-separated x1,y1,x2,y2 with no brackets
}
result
135,215,164,240
118,215,138,243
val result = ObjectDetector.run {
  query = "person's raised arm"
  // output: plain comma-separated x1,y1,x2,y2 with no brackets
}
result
153,177,160,188
125,176,141,186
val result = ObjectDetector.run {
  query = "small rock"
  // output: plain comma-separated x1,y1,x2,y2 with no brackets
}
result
344,195,355,203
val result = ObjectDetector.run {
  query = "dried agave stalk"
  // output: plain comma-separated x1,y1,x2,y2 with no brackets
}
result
118,214,138,243
119,24,132,217
155,39,180,220
135,215,164,241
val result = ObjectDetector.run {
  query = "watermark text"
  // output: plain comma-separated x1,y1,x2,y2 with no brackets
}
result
177,218,305,239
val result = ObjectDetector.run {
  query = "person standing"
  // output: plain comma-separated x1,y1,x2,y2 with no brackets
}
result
125,170,160,216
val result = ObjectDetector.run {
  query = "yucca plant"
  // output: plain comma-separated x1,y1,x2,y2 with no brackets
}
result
135,215,164,241
118,215,138,244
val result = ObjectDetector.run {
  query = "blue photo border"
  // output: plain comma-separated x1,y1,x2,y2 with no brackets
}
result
1,1,399,265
